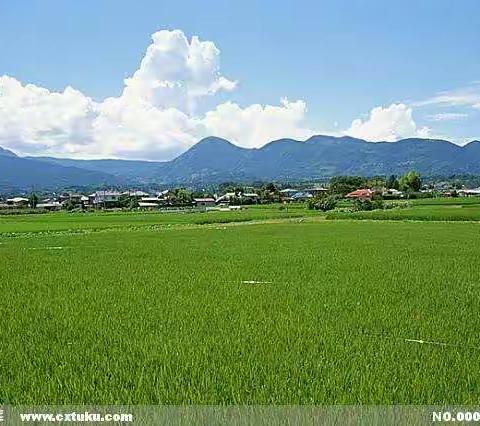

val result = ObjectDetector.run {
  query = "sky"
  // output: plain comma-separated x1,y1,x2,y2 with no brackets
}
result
0,0,479,160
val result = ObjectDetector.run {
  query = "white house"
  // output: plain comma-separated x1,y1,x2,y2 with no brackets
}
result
6,197,29,207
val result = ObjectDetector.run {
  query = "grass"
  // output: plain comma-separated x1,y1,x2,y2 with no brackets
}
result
0,204,315,235
327,196,480,221
2,218,480,404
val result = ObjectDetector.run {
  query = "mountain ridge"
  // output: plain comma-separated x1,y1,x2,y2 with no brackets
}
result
2,135,480,190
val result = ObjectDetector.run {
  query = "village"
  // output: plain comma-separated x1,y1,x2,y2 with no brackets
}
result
2,173,480,212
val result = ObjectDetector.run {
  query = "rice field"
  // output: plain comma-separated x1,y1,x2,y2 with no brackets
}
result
2,212,480,405
0,204,313,235
328,196,480,221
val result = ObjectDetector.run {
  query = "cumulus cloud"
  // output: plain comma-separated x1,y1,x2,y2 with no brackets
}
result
0,75,98,155
1,28,454,159
122,30,236,113
0,29,317,159
344,103,431,142
0,30,241,160
203,98,315,148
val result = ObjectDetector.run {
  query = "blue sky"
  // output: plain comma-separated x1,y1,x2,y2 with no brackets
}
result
0,0,479,159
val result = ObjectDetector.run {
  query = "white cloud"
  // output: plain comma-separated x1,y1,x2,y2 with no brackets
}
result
1,28,463,159
344,103,431,142
122,30,236,113
0,30,236,160
427,112,469,122
203,98,315,148
0,29,317,160
0,75,98,155
415,84,480,109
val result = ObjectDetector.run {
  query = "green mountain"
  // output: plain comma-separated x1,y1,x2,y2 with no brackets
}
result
2,136,480,189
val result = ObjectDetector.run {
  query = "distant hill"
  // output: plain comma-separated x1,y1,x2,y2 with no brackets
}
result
151,136,480,184
29,156,167,184
3,135,480,189
0,150,122,191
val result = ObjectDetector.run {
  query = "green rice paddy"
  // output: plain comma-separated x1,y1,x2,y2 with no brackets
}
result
1,200,480,404
328,196,480,221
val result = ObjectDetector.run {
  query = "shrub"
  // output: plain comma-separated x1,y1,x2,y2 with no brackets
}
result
353,199,384,211
308,195,337,211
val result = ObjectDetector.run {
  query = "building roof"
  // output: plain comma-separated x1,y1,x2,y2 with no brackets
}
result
194,198,216,202
459,188,480,194
345,188,374,198
93,191,122,197
124,190,150,197
383,188,403,195
305,187,329,192
291,191,313,199
7,197,29,203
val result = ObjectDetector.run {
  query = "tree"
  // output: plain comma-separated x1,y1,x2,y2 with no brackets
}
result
386,175,400,190
174,188,193,206
329,176,366,196
128,198,140,209
399,171,421,192
29,193,38,209
117,194,131,208
264,182,277,193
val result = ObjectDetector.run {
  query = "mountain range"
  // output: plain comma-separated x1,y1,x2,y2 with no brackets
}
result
1,135,480,190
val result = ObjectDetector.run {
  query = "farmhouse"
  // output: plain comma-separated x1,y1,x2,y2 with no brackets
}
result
382,188,403,198
194,198,216,209
139,197,161,209
242,193,259,203
280,188,314,202
305,186,329,196
459,188,480,197
6,197,29,208
127,190,149,197
345,189,374,200
90,191,122,206
279,188,298,199
37,200,62,211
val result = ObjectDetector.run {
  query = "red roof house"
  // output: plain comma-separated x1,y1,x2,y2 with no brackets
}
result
345,188,374,200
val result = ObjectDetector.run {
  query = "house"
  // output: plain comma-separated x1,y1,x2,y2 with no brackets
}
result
305,187,329,196
6,197,30,208
80,195,90,206
458,188,480,197
382,188,403,198
58,193,86,208
58,193,83,203
280,188,313,202
37,201,62,211
194,198,216,209
139,197,161,209
122,190,150,198
291,191,313,201
91,191,122,206
345,189,374,200
242,193,259,203
215,192,236,205
279,188,298,199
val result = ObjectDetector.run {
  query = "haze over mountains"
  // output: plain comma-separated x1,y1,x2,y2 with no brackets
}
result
1,135,480,190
